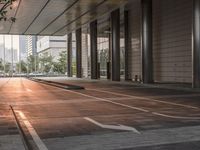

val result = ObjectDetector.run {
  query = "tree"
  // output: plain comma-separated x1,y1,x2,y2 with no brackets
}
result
16,60,27,73
39,55,53,73
0,60,11,74
5,62,11,73
27,55,39,73
53,51,67,74
0,58,4,71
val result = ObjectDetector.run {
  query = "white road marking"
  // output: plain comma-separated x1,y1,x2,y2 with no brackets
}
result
0,98,98,106
106,97,134,100
149,94,200,98
16,111,48,150
60,88,200,120
62,89,149,112
152,112,200,120
0,115,12,118
84,117,140,134
43,125,200,150
35,82,200,120
26,89,32,92
88,89,199,109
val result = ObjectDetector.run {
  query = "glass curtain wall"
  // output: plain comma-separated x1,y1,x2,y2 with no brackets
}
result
120,9,125,79
87,27,91,78
72,32,76,77
81,25,90,78
0,36,4,76
5,35,12,76
97,17,110,79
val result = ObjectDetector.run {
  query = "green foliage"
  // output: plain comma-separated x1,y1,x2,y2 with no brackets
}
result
99,49,109,70
72,62,76,76
53,51,67,74
13,50,68,75
4,62,11,73
16,60,27,73
0,0,16,22
0,58,4,71
0,58,11,73
39,55,53,73
27,55,38,73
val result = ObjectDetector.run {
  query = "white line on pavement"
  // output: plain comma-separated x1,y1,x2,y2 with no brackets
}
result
87,89,199,109
152,112,200,120
0,98,98,106
16,111,48,150
26,89,32,92
84,117,140,134
59,88,200,120
62,89,149,113
36,83,200,120
42,125,200,150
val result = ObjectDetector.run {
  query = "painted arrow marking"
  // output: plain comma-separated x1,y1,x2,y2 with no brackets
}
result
84,117,140,134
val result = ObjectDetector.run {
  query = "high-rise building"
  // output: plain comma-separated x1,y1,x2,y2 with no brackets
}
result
37,35,67,61
27,36,37,57
0,44,4,61
19,35,27,61
0,35,19,73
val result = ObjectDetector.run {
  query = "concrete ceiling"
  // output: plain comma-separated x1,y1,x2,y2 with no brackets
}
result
0,0,128,36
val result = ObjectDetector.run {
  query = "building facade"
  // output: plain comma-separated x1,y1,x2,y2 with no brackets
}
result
0,0,200,88
37,35,67,61
64,0,198,87
27,36,37,57
19,35,27,61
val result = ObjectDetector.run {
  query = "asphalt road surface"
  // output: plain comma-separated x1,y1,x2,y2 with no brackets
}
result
0,77,200,150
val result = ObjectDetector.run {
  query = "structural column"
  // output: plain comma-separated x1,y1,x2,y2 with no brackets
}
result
76,28,82,78
111,9,120,81
141,0,153,83
124,10,129,81
90,20,98,79
193,0,200,88
67,33,72,77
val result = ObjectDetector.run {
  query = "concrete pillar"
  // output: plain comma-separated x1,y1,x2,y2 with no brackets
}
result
107,32,112,80
124,10,129,81
67,33,72,77
90,20,98,79
76,28,82,78
141,0,153,83
111,9,120,81
193,0,200,88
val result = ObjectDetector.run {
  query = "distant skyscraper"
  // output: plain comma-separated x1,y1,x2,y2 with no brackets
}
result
27,36,37,57
0,44,3,60
0,35,19,63
19,35,27,61
0,36,5,61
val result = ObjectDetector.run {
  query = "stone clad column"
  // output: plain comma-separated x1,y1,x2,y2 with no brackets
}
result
193,0,200,88
111,9,120,81
67,33,72,77
90,20,98,79
141,0,153,83
76,28,82,78
124,10,129,81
